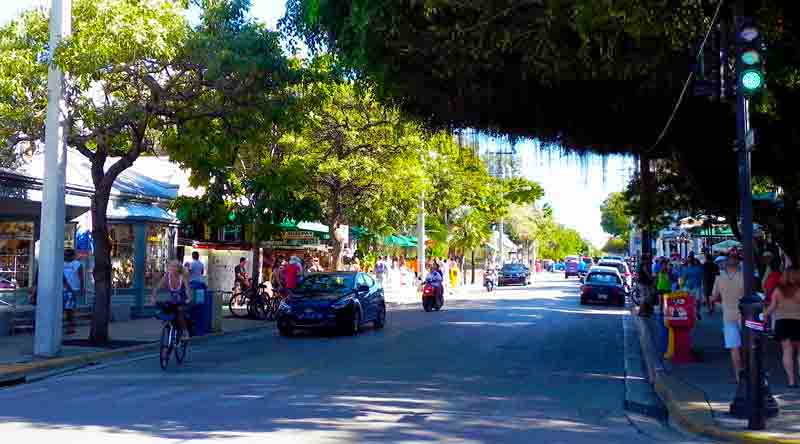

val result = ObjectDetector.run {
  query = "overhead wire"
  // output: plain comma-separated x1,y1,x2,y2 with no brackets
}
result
645,0,727,154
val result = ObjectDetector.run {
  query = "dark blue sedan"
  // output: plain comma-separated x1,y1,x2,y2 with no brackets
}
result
276,272,386,336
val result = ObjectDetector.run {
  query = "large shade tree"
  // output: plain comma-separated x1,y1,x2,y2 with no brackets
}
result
0,0,295,344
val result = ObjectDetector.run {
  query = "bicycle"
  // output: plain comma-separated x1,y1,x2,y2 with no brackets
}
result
155,302,192,370
228,284,274,320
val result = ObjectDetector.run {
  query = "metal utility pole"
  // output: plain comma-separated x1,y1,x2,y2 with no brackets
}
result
497,156,505,265
34,0,71,357
417,190,426,281
728,0,777,429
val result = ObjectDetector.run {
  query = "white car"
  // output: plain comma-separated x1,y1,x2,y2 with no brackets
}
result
596,260,632,288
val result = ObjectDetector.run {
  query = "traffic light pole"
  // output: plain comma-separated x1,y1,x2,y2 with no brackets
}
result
734,0,764,430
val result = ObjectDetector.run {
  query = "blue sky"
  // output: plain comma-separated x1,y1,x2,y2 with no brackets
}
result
1,0,631,247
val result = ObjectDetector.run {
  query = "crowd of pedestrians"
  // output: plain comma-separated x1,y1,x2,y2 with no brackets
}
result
638,247,800,387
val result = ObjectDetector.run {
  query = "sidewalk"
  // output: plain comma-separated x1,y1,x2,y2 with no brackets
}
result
0,314,267,382
635,306,800,443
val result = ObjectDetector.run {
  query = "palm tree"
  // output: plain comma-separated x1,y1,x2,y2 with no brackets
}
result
449,208,492,284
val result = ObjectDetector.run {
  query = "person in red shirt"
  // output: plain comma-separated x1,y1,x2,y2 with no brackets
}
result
283,256,302,291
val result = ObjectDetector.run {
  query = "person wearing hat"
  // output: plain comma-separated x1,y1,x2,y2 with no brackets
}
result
712,254,745,382
62,249,83,335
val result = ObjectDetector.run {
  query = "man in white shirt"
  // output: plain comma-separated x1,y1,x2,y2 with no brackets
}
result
712,254,745,382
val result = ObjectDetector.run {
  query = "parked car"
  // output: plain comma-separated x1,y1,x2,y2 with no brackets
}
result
498,263,530,286
580,266,627,307
276,272,386,337
596,259,633,288
565,259,581,279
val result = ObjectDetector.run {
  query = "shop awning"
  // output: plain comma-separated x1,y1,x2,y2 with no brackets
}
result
384,234,417,248
106,201,177,224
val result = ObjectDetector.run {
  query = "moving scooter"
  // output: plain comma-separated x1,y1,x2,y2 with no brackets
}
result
484,270,497,292
421,282,444,312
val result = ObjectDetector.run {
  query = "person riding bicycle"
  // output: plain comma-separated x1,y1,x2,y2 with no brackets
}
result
234,257,251,293
150,260,191,339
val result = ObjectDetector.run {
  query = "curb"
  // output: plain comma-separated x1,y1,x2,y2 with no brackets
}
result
632,309,800,444
0,325,271,386
622,312,667,420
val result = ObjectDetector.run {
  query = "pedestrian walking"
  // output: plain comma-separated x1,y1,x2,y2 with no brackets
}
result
703,253,720,313
638,253,655,317
188,251,205,290
681,257,704,320
375,256,387,288
308,257,324,273
766,268,800,388
712,254,745,383
62,249,83,335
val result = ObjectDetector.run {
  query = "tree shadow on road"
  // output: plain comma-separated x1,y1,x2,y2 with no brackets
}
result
0,290,667,444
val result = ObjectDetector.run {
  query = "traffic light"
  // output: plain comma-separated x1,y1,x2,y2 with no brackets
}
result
737,23,765,96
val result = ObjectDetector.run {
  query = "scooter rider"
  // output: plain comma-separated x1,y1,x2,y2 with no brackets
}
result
426,262,445,301
484,267,497,291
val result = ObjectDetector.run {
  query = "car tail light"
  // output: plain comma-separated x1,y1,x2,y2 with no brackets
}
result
581,285,592,293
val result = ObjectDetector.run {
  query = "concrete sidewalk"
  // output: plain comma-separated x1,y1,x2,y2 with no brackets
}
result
0,314,267,383
635,305,800,443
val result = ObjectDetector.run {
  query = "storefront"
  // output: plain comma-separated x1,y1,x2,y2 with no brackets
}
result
1,150,182,315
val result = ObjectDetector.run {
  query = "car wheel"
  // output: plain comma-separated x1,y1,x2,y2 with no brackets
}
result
374,303,386,329
349,308,361,335
579,297,587,306
278,323,293,337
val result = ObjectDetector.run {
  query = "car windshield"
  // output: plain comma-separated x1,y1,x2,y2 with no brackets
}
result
501,265,524,272
293,274,354,296
599,262,626,273
582,258,593,264
587,273,621,285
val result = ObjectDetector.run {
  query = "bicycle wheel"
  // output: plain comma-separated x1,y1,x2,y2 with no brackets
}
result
228,292,249,318
251,297,268,320
175,330,188,364
262,295,278,321
159,324,173,370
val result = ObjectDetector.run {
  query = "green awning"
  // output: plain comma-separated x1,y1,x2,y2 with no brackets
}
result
384,234,418,248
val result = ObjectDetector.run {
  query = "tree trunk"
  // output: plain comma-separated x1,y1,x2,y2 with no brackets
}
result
471,249,475,284
250,223,260,285
89,186,112,345
640,154,653,256
329,217,344,271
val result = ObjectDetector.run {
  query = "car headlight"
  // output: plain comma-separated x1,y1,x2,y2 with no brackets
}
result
332,296,353,309
278,300,291,312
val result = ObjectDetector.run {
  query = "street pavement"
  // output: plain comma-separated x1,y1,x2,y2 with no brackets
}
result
0,273,707,443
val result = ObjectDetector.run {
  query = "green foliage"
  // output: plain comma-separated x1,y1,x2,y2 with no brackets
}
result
603,237,628,254
600,192,631,241
448,208,492,255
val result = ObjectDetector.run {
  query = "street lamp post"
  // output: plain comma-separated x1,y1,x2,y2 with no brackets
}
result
34,0,72,357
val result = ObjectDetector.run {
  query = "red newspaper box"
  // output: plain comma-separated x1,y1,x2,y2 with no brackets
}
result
663,292,697,363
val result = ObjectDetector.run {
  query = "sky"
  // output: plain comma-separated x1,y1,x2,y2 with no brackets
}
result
1,0,632,248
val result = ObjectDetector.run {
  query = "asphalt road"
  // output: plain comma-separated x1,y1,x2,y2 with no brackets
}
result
0,273,704,443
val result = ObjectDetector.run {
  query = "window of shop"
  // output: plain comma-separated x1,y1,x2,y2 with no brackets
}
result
145,224,171,288
0,222,34,290
109,224,135,289
219,225,243,242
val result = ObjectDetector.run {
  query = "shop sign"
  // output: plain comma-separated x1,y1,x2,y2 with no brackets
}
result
284,231,316,241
